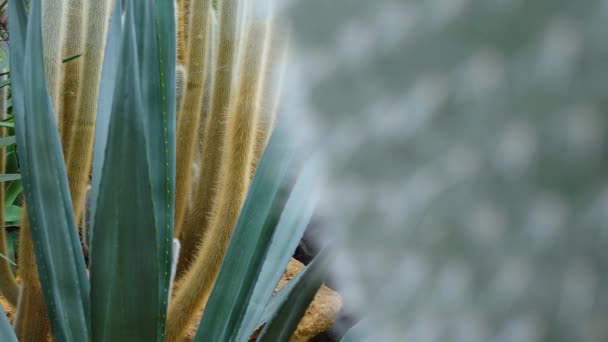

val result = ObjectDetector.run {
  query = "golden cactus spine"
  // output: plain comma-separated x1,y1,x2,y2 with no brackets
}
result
173,0,244,277
166,2,280,339
173,0,213,241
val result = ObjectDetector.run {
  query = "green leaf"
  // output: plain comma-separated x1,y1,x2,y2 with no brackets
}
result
5,149,19,174
0,174,19,182
0,136,16,147
256,270,303,329
257,252,327,342
9,0,90,340
4,180,23,206
0,122,14,128
4,205,22,223
89,0,124,245
194,126,297,341
90,1,168,340
130,1,177,338
5,229,17,273
0,302,17,342
233,159,321,341
0,79,9,89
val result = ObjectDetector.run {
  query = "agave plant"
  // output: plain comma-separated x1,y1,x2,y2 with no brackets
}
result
0,0,326,341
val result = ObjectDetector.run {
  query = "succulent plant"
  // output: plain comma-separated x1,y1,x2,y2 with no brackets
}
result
0,0,324,341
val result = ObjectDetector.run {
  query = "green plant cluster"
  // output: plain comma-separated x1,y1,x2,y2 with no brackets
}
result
0,0,328,341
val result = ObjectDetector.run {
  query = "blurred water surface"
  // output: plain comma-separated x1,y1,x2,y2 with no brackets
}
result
280,1,608,341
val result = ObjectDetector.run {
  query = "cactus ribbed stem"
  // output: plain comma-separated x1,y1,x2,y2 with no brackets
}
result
42,0,68,112
63,0,112,226
250,17,285,172
58,0,84,146
166,17,272,341
175,0,243,277
173,0,212,239
13,220,51,342
176,0,190,66
176,11,219,280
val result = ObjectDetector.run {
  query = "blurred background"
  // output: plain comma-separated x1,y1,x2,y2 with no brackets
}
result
281,1,608,341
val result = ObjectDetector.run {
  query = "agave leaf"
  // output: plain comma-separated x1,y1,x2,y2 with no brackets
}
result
233,159,321,341
89,0,123,245
0,303,16,342
89,2,162,341
194,128,292,341
257,252,327,342
131,2,177,336
255,269,303,329
9,0,91,340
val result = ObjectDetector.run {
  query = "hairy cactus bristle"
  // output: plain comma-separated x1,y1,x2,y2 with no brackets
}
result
173,0,213,240
166,7,274,341
42,0,68,111
63,0,113,225
250,17,287,172
13,221,51,341
176,0,190,66
175,64,187,111
177,9,220,278
173,0,243,280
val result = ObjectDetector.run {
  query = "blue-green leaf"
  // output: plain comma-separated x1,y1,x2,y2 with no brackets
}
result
89,0,123,249
10,0,90,340
89,2,161,341
257,252,327,342
136,0,176,336
0,303,16,342
233,158,320,341
131,2,177,337
256,269,303,329
194,126,302,341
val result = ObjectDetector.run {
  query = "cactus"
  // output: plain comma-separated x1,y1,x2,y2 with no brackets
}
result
0,0,322,341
